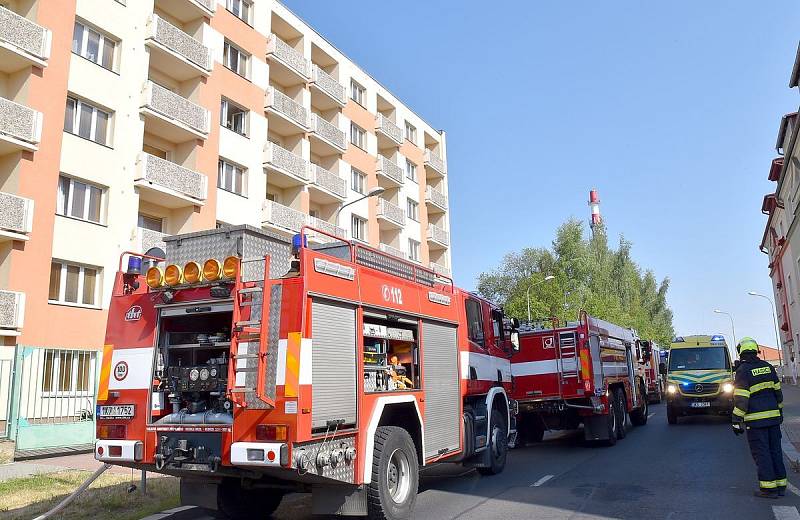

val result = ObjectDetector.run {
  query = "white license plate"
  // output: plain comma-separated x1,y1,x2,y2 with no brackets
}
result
98,404,135,419
690,401,711,408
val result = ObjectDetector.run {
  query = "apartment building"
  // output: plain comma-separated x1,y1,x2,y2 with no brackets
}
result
0,0,451,443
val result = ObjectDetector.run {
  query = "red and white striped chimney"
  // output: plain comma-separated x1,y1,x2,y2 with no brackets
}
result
589,188,601,234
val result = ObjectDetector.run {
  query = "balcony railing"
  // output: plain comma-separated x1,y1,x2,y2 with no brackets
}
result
0,289,25,331
0,96,42,146
424,149,446,176
193,0,216,13
265,87,309,129
427,223,450,247
311,65,346,105
379,243,405,259
0,191,34,237
264,142,309,182
138,228,168,253
376,113,403,145
307,215,346,240
425,185,448,210
0,6,52,62
267,34,310,78
376,155,404,185
136,152,208,201
263,200,306,233
377,198,406,227
310,164,346,199
142,81,210,136
430,263,451,277
310,113,346,151
147,14,211,71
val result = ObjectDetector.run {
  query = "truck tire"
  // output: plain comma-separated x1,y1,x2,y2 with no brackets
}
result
477,409,508,475
667,405,678,425
614,389,627,440
518,416,545,445
601,406,618,447
367,426,419,520
630,386,649,426
217,478,283,519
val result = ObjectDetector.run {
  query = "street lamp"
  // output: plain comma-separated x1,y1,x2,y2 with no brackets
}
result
334,186,385,227
526,275,555,323
748,291,784,366
713,309,737,353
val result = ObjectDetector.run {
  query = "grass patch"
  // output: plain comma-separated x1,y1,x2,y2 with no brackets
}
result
0,470,179,520
0,441,13,464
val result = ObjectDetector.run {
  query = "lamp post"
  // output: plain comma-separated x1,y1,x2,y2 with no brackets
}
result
713,309,737,353
748,291,784,366
526,275,555,323
334,186,385,228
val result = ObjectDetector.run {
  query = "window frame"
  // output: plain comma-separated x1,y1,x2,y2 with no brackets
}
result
64,96,111,146
138,213,163,232
406,198,419,222
351,214,367,242
220,97,249,136
465,298,485,348
404,121,416,143
223,40,250,78
48,260,102,309
405,159,417,182
351,167,366,194
226,0,252,24
217,158,248,197
72,19,116,71
408,238,420,262
41,349,95,397
350,122,366,150
350,79,366,106
56,175,105,225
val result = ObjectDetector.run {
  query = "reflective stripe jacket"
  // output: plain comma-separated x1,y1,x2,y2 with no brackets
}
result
733,358,783,428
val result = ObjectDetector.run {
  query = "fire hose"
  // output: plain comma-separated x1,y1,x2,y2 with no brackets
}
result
32,463,112,520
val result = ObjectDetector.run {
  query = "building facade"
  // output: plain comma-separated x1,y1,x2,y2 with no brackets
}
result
0,0,451,350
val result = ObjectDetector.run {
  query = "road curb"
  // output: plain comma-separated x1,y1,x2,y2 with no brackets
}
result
782,425,800,470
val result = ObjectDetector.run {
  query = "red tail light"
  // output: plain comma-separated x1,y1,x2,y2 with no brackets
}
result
98,424,127,439
109,445,123,457
256,424,288,441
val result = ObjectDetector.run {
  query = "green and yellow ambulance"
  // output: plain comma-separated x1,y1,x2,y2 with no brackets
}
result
665,335,734,424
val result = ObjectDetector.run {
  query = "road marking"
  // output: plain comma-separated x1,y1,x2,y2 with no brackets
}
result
788,481,800,497
772,506,800,520
530,474,554,487
647,413,655,419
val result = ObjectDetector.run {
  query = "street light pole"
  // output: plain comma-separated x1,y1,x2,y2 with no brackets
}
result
713,309,736,353
748,291,784,366
526,275,555,323
334,186,385,227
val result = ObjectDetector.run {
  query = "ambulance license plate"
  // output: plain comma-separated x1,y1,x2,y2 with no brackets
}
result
690,401,711,408
97,405,135,419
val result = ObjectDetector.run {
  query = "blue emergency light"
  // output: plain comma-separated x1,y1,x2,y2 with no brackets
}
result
711,334,725,343
127,255,142,275
291,233,308,255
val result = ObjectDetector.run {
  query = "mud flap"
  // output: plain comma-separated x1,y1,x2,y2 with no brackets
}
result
180,478,219,510
583,414,611,441
311,484,367,516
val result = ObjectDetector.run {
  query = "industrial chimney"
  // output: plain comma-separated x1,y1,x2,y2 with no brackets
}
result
589,188,601,235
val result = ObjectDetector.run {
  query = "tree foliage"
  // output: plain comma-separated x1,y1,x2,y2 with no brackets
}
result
476,219,674,346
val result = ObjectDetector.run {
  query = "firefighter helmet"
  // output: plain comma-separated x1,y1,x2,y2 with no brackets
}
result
736,337,759,354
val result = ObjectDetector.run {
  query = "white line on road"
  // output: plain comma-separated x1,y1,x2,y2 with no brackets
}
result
773,506,800,520
530,474,554,487
787,481,800,497
647,413,655,419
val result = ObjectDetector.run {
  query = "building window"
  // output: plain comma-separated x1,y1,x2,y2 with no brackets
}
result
218,159,247,196
49,261,100,307
64,97,110,146
406,198,419,221
351,167,366,194
405,160,417,182
57,175,104,224
408,239,420,262
138,214,163,232
224,40,249,77
351,215,367,241
226,0,251,23
220,98,248,136
350,79,366,106
350,123,366,150
42,350,94,394
72,20,116,70
404,121,416,142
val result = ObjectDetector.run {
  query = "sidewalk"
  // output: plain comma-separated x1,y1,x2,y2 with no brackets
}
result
0,451,130,483
781,383,800,462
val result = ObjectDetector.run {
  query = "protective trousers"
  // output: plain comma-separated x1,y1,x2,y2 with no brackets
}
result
747,425,787,493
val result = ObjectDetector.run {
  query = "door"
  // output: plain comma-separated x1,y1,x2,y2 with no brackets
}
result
422,320,460,459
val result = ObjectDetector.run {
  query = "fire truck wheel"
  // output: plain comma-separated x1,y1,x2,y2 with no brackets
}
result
614,389,627,440
519,417,545,445
367,426,419,520
630,387,649,426
667,405,678,425
217,478,283,519
477,409,508,476
601,405,618,446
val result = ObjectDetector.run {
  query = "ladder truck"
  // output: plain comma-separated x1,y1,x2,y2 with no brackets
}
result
510,313,648,446
94,226,519,519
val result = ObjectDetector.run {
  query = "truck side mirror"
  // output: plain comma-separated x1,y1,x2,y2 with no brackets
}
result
510,332,520,352
658,362,666,375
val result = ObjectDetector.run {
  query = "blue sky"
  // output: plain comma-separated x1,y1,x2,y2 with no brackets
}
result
284,1,799,348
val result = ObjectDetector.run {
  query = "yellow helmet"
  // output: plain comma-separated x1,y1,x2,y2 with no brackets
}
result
736,337,759,355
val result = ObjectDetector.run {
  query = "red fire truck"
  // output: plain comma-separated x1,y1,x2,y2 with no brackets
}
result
637,340,664,403
94,226,519,519
511,313,648,446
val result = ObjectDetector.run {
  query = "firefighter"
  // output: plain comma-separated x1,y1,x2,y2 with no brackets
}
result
732,337,786,498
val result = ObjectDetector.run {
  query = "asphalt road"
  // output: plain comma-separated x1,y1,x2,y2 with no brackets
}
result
154,404,800,520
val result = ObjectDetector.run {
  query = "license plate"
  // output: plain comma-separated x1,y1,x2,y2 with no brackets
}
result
690,401,711,408
97,404,135,419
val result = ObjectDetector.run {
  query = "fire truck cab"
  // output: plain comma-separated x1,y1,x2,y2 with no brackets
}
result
637,340,664,403
95,226,518,519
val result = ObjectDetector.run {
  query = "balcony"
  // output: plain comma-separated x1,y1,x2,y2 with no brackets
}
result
376,198,405,229
427,223,450,249
266,34,309,85
141,81,210,142
0,6,51,72
425,185,448,213
262,200,306,234
263,142,309,186
307,215,346,244
310,113,346,154
0,96,42,154
309,164,346,202
777,113,798,156
0,289,24,336
310,65,346,108
134,152,208,207
424,149,446,177
0,191,34,242
145,14,212,80
375,114,403,147
154,0,216,23
265,87,309,134
379,243,405,259
430,263,451,278
376,155,404,187
138,227,168,254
